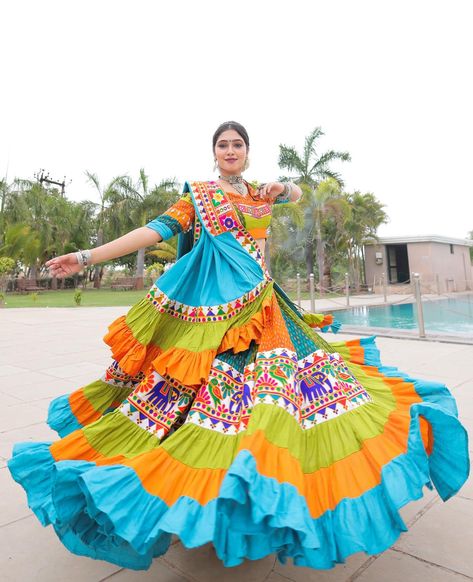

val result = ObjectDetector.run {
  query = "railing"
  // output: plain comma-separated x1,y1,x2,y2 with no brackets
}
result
290,272,473,339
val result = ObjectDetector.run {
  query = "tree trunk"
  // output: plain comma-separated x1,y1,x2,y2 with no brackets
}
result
29,263,37,281
305,239,314,282
93,229,103,289
134,247,145,290
323,256,332,291
353,252,361,292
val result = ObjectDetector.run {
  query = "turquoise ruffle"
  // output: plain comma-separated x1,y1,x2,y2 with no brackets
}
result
47,394,83,437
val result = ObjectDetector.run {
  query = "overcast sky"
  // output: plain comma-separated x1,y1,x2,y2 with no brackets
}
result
1,0,472,239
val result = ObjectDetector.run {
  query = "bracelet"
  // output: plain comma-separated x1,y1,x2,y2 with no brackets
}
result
75,249,92,266
277,182,293,201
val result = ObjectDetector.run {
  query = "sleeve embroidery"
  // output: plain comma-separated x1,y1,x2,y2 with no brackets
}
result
146,193,195,240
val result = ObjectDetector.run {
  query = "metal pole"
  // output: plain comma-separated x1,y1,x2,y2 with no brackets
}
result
413,273,426,338
382,271,387,303
345,272,350,306
296,273,301,307
436,273,440,295
309,273,315,312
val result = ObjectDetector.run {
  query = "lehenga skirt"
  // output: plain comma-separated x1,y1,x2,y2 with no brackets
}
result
7,277,470,570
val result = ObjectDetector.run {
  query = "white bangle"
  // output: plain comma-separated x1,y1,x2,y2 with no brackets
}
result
75,249,92,266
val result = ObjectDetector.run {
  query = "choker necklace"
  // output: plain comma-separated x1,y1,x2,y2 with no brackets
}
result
219,174,247,196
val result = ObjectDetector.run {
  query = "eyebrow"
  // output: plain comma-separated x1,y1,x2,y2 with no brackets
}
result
216,138,244,144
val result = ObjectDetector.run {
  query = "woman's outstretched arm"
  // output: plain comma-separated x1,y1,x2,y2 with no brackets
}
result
46,226,162,278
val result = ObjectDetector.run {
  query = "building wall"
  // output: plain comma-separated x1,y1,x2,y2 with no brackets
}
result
408,242,472,292
364,244,386,288
364,242,473,292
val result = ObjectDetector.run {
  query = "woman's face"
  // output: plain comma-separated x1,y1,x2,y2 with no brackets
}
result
214,129,248,175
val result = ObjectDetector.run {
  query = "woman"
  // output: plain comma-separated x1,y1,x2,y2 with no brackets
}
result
8,121,469,570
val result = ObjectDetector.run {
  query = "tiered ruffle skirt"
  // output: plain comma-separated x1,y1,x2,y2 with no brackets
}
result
8,282,470,570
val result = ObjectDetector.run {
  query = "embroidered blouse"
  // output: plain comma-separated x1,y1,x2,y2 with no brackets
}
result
146,183,289,241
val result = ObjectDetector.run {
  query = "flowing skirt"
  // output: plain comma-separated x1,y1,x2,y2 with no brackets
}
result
7,279,470,570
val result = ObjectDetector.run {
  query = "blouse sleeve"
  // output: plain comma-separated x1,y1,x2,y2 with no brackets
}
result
145,193,196,241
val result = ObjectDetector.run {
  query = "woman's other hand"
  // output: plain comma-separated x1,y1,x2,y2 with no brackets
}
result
256,182,284,201
45,253,82,278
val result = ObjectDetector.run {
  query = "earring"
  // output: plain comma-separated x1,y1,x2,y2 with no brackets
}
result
243,157,250,171
213,159,218,172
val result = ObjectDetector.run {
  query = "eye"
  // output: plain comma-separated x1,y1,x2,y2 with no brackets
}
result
234,143,243,148
217,142,228,148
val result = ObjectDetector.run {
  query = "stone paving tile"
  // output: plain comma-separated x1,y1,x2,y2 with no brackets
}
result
0,466,32,526
0,370,63,392
394,496,473,578
0,391,23,406
40,361,105,379
458,474,473,501
162,542,276,581
0,364,31,378
103,561,187,581
0,401,48,432
0,516,120,582
356,549,472,581
2,351,101,371
0,422,58,459
399,486,439,525
274,552,369,581
1,376,75,403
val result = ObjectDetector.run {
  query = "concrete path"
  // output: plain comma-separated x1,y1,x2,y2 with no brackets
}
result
0,306,472,582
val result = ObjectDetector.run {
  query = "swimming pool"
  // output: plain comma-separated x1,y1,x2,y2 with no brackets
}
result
333,294,473,335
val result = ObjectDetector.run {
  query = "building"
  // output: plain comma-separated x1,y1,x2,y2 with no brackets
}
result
364,235,473,292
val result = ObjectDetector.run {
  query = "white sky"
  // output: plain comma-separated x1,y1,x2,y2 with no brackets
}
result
1,0,472,239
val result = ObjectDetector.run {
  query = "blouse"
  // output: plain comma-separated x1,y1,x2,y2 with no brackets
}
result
146,183,290,241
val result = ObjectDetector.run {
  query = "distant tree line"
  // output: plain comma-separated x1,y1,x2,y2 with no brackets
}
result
0,127,390,292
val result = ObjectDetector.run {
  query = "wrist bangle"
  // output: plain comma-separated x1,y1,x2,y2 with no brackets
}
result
277,182,292,201
75,249,92,266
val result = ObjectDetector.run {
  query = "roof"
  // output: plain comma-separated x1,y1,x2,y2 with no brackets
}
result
365,235,473,247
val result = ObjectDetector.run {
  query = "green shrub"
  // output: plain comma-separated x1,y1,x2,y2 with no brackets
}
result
74,289,82,306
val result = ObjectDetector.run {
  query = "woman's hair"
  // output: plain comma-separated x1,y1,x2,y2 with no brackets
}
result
212,121,250,150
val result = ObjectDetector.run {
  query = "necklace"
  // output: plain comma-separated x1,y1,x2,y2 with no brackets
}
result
219,174,247,196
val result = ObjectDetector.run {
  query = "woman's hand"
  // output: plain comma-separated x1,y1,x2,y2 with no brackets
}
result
45,253,82,278
256,182,285,201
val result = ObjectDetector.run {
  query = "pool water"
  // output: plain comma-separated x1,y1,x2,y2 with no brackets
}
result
334,294,473,335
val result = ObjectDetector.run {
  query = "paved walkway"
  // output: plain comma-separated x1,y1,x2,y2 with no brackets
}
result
0,307,472,582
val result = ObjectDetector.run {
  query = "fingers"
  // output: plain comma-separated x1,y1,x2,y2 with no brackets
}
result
257,182,277,200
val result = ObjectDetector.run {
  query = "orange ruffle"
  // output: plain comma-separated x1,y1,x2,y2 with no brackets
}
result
103,316,161,377
308,314,334,329
217,296,272,355
152,346,217,387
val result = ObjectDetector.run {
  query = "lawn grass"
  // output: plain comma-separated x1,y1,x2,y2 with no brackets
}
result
1,289,148,308
0,288,342,309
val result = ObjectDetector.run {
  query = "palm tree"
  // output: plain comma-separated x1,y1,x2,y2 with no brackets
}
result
278,127,351,292
344,191,387,290
110,170,178,289
85,172,125,289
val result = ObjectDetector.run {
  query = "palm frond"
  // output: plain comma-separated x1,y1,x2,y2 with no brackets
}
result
309,150,351,177
278,146,306,175
303,127,324,168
